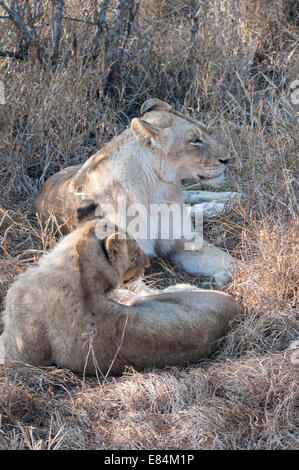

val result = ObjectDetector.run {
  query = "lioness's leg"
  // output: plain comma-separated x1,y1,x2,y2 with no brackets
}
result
169,239,238,289
109,280,155,305
183,190,239,218
183,190,239,204
190,201,225,218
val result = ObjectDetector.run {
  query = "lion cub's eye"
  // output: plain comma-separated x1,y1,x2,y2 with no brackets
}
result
191,138,204,145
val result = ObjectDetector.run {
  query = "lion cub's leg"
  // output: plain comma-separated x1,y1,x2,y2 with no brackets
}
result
169,239,238,289
1,313,53,366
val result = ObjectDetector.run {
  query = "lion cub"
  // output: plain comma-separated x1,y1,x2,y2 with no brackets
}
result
0,208,241,375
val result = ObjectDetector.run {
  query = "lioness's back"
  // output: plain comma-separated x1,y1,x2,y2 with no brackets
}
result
35,165,82,227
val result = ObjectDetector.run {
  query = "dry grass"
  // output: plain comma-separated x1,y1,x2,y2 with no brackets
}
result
222,220,298,359
0,350,297,450
0,0,298,450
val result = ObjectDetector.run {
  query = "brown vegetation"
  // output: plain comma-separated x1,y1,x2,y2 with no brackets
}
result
0,0,298,450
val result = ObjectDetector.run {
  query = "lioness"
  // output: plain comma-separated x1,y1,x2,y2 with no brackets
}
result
36,98,238,288
0,211,241,376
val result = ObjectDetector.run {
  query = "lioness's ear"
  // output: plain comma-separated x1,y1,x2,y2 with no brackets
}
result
131,118,162,147
105,233,127,264
77,199,98,223
140,98,172,116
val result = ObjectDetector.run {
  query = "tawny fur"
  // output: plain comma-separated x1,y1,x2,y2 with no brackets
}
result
35,98,237,288
0,219,241,376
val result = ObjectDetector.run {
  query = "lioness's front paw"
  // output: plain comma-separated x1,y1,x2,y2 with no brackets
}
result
211,271,233,289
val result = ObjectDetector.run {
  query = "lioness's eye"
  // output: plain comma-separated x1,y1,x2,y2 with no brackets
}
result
191,138,204,145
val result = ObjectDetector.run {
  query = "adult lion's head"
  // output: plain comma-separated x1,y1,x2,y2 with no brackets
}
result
131,98,230,185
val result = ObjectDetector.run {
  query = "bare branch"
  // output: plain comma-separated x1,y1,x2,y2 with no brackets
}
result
92,0,110,59
0,0,50,63
62,16,97,25
51,0,64,64
0,1,14,16
0,48,25,60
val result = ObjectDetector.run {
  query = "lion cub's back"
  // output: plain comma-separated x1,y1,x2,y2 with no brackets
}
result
128,287,241,325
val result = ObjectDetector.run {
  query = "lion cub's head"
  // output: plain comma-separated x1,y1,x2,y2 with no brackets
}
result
77,200,150,285
104,233,150,283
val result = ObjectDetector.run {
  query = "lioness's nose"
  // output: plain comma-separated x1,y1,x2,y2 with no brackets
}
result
219,157,230,165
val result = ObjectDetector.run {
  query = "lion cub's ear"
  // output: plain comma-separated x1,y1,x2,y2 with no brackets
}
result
131,118,162,147
77,199,98,223
140,98,172,116
105,233,127,265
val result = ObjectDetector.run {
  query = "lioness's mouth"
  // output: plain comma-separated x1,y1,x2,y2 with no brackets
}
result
197,167,225,181
197,175,211,181
197,174,222,181
197,171,226,186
